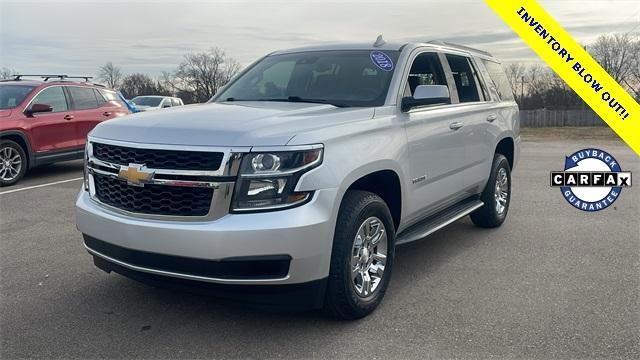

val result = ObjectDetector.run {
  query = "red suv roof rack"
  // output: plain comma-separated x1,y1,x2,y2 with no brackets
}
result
11,74,94,82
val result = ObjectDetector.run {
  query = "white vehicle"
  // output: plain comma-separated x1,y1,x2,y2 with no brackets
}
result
130,95,183,111
76,38,520,319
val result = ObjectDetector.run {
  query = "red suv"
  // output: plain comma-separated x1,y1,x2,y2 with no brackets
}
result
0,75,130,186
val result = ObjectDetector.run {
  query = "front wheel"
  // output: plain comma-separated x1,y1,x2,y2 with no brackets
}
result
0,140,27,187
323,190,395,320
470,153,511,228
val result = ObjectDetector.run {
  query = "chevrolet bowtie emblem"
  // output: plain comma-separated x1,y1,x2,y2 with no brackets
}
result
118,164,154,187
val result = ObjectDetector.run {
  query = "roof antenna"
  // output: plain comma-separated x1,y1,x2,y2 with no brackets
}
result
373,34,386,47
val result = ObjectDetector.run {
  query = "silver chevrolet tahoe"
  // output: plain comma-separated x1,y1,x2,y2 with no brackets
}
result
76,37,520,319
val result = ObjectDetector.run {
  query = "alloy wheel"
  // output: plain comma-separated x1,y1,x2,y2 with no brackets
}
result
0,146,23,182
350,216,388,297
494,167,509,215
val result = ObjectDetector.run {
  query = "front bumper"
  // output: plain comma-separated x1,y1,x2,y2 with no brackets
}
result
76,188,338,285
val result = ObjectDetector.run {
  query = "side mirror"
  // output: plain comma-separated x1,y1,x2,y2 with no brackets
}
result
401,85,450,112
25,103,53,116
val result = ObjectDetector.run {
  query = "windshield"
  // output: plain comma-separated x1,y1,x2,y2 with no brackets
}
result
0,84,36,110
215,50,400,107
131,97,162,106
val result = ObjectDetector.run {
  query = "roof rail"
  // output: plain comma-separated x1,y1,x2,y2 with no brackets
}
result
11,74,94,82
427,40,493,57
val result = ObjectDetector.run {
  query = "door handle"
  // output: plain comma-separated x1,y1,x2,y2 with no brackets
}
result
63,115,74,121
449,122,464,130
102,112,113,117
486,114,497,122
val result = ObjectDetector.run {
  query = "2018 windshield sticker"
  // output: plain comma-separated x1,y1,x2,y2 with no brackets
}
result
370,51,393,71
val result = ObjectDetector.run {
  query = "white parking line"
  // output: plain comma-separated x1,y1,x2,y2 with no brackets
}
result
0,177,83,195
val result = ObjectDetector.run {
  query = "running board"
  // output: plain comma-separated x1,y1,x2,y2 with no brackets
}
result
395,199,484,245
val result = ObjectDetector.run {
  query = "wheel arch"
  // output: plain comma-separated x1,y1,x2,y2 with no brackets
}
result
341,166,403,232
494,135,514,170
0,130,33,168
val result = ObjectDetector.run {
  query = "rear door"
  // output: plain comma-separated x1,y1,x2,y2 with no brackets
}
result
443,53,496,194
66,86,103,147
26,85,78,152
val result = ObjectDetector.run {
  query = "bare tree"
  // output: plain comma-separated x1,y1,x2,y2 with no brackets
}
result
589,33,637,90
119,73,169,99
170,48,240,103
625,39,640,98
97,62,123,89
504,63,527,102
0,67,17,80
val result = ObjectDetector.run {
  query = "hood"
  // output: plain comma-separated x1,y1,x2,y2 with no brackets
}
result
0,109,12,118
90,101,375,147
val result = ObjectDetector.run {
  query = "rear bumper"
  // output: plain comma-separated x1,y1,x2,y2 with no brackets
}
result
76,188,339,285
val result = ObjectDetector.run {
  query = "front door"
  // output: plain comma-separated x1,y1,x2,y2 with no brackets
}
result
401,51,466,223
26,86,78,153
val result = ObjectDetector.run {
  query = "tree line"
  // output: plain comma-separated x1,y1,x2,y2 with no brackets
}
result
504,33,639,110
2,33,637,108
97,47,240,104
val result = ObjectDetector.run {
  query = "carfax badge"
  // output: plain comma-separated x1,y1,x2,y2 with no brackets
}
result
550,148,632,212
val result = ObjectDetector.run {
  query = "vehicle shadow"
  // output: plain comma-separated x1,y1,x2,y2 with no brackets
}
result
18,160,84,186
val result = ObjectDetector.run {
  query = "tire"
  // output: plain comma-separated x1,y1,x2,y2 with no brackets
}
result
470,153,511,228
0,140,27,187
323,190,396,320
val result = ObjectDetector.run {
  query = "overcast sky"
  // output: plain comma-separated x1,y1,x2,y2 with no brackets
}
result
1,0,638,78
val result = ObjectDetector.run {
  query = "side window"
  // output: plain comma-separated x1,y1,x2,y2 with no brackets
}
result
481,59,515,101
171,98,181,106
445,54,481,103
98,89,119,101
162,98,172,108
30,87,68,112
68,87,99,110
405,52,447,97
94,89,107,106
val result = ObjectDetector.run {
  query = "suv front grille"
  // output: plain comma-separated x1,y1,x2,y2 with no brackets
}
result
93,143,224,171
93,175,213,217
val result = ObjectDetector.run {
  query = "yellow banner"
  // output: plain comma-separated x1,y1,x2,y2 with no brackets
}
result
485,0,640,156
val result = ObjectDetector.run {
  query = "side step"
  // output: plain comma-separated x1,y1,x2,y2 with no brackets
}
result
395,198,484,245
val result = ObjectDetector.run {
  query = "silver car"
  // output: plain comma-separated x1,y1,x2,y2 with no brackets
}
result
76,37,520,319
130,95,184,111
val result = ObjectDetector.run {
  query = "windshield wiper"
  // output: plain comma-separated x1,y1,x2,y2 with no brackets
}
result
285,96,348,107
225,96,348,107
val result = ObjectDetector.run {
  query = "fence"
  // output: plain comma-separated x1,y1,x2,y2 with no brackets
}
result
519,109,605,127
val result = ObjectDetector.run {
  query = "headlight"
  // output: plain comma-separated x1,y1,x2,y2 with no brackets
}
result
231,146,323,212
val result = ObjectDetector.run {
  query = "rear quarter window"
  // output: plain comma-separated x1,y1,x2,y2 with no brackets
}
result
481,60,515,101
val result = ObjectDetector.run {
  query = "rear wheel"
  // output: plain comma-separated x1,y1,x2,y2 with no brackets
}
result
324,190,395,319
0,140,27,186
470,153,511,228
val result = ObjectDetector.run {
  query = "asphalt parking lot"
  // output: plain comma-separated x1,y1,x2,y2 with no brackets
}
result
1,133,638,359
